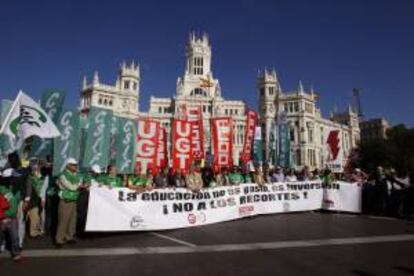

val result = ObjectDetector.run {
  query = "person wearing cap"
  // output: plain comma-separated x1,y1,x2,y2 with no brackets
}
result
0,168,23,262
55,158,82,247
83,165,102,187
100,165,123,188
7,152,30,248
185,164,203,193
128,166,152,192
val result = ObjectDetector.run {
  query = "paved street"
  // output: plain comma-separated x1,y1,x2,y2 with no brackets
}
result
1,212,414,275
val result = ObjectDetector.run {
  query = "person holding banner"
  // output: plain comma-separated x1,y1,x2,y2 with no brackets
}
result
253,167,266,186
127,166,152,192
172,168,186,188
55,158,83,248
185,164,203,193
228,166,244,185
100,165,123,188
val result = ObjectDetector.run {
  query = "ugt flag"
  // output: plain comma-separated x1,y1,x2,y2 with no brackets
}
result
0,91,60,142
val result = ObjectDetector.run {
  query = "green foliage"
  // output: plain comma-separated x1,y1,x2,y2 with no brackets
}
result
357,124,414,176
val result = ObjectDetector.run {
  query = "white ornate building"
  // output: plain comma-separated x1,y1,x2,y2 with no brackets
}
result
78,32,360,169
141,32,247,164
80,61,140,119
258,69,360,170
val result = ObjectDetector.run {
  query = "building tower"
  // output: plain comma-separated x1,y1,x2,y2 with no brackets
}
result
116,61,140,114
176,32,221,99
257,68,282,162
80,61,140,119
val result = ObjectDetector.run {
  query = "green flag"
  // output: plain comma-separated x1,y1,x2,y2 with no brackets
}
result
115,117,137,174
30,89,66,158
82,107,113,170
253,126,263,166
0,100,14,167
109,116,119,164
52,109,80,176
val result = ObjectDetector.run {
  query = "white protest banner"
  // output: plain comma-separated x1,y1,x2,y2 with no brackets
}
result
86,181,361,232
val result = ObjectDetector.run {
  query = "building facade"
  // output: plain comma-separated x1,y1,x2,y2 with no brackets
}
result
79,32,360,170
258,69,360,170
142,32,247,164
80,61,140,119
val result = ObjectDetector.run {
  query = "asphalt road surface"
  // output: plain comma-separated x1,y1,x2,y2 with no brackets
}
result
1,212,414,275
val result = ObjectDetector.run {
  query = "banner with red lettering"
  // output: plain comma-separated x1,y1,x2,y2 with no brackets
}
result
171,119,193,174
211,117,233,172
240,110,257,163
136,118,160,174
156,128,168,173
187,106,204,160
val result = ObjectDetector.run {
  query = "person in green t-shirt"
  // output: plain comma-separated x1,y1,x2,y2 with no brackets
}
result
228,166,244,185
100,165,123,188
127,166,152,192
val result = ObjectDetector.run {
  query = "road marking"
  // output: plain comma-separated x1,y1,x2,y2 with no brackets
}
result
366,215,399,221
3,234,414,258
149,232,197,247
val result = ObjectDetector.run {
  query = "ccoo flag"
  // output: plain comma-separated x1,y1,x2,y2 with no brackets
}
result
0,91,61,142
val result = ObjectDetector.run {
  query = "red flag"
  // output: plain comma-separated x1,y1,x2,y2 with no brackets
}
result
171,119,193,174
187,106,204,160
211,117,233,172
136,118,160,174
240,110,257,163
155,127,168,173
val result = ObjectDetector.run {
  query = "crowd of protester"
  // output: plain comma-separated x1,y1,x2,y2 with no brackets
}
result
0,151,413,262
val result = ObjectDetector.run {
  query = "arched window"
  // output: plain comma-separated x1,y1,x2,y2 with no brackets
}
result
98,98,102,105
190,88,207,97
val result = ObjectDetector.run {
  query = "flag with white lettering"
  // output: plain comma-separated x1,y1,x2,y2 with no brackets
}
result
115,117,137,174
82,107,113,170
155,127,168,173
211,117,233,172
240,110,257,163
30,89,66,158
172,119,193,174
187,106,204,160
253,126,263,166
136,118,160,174
0,100,14,167
53,109,80,176
277,111,290,168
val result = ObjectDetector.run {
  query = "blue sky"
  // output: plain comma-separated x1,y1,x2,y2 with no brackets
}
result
1,0,413,125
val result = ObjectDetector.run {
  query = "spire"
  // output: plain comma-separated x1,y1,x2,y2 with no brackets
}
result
82,75,87,89
93,71,99,85
297,80,304,94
